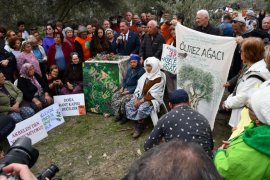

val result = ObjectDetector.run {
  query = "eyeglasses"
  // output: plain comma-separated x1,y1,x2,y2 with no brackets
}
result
47,28,52,30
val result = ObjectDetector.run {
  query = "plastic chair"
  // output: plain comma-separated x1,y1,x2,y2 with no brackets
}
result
150,72,168,126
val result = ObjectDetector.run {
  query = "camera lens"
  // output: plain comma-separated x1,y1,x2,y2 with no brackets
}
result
40,164,60,179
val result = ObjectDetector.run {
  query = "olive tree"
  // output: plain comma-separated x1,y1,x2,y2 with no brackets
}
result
178,65,214,109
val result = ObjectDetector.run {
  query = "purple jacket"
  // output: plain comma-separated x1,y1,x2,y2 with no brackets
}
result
42,36,55,54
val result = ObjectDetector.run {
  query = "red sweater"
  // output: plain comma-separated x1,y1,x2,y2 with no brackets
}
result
47,42,72,67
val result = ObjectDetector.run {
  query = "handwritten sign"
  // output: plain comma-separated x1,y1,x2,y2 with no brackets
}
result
7,113,48,145
161,44,177,74
53,94,86,117
39,104,65,132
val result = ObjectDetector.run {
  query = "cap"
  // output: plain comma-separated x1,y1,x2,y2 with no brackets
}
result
169,89,189,104
233,17,246,24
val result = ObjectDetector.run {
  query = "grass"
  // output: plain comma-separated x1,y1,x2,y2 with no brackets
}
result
4,111,231,179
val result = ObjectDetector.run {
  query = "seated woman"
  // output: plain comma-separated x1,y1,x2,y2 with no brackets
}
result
60,52,83,95
223,37,270,128
90,27,112,57
0,71,35,123
214,87,270,180
17,63,53,112
111,55,145,124
125,57,165,138
17,42,42,77
47,65,63,96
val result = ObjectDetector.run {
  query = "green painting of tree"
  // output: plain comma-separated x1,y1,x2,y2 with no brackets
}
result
178,65,214,109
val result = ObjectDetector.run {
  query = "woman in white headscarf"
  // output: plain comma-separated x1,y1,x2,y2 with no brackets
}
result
125,57,165,138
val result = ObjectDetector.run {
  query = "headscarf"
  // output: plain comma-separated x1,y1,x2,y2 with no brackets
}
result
144,57,163,80
20,63,43,96
250,86,270,125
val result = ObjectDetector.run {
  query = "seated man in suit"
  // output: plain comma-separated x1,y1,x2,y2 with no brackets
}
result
115,21,140,56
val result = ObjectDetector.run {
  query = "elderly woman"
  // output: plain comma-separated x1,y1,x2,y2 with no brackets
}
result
47,32,72,80
64,27,75,51
74,26,92,61
214,87,270,180
90,27,112,57
0,71,35,123
125,57,165,138
105,28,117,54
111,55,145,124
28,35,47,79
17,63,53,112
60,52,83,95
223,37,270,128
17,41,42,77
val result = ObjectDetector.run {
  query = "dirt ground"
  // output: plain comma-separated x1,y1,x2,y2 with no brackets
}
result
23,111,231,180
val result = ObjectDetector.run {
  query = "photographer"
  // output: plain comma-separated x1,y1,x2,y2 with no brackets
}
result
0,163,37,180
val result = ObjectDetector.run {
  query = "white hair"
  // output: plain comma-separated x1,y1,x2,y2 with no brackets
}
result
263,16,270,22
197,10,210,19
148,20,158,27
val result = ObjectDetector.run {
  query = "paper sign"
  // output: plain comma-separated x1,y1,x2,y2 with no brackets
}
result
161,44,177,74
53,94,86,116
7,113,48,145
39,104,65,132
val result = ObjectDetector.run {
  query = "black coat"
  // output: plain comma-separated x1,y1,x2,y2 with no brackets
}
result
17,73,48,101
0,47,16,82
194,23,220,36
139,32,165,60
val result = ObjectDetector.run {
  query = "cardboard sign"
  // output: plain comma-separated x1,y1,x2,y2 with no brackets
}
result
161,44,177,74
39,104,65,132
7,113,48,145
53,94,86,116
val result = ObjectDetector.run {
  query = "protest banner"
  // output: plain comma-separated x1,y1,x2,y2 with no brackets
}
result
39,104,65,132
7,113,48,145
53,94,86,116
176,24,237,129
161,44,177,74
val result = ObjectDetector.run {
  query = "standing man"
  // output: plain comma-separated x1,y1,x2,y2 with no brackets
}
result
125,11,133,26
139,20,165,63
115,21,140,56
262,17,270,35
194,10,220,35
141,13,147,24
144,89,214,157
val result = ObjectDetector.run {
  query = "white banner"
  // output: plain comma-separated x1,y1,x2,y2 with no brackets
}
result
161,44,177,74
176,24,237,129
53,94,86,117
39,104,65,132
7,113,48,145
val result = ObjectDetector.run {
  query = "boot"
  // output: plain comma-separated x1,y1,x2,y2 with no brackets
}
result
115,114,122,122
119,116,129,125
132,120,144,139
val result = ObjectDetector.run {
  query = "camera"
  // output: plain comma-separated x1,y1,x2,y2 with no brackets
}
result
0,137,60,180
37,164,60,180
0,137,39,169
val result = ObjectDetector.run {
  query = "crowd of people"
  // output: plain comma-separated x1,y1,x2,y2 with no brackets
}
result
0,6,270,180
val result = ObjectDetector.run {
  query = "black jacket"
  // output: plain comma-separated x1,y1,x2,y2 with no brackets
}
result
194,23,220,36
17,73,48,101
139,32,165,60
0,47,16,82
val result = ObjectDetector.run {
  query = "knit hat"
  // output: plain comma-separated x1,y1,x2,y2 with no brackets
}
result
78,26,87,34
250,86,270,125
129,55,140,61
169,89,189,104
64,27,73,34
